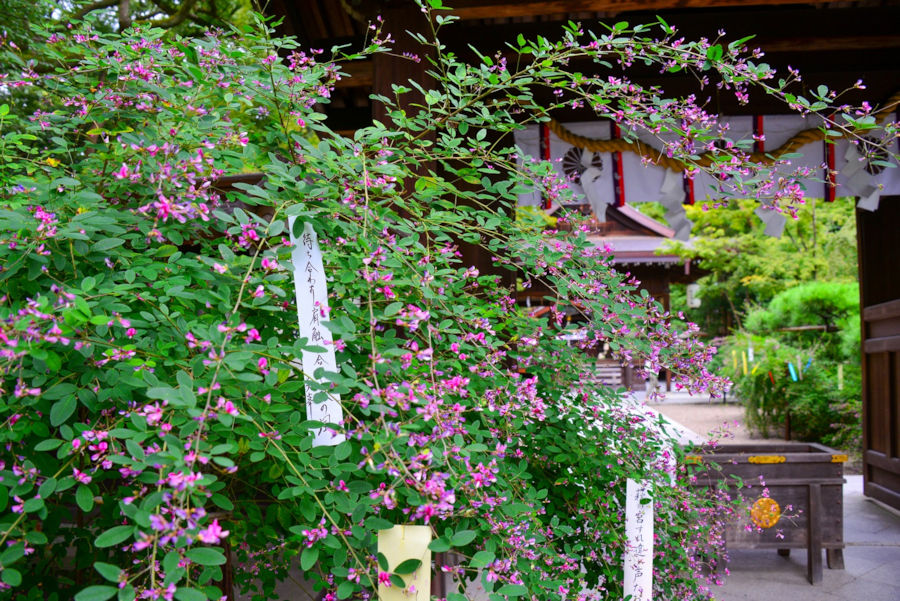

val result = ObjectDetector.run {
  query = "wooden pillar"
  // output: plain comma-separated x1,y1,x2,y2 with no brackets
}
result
372,5,434,125
857,196,900,510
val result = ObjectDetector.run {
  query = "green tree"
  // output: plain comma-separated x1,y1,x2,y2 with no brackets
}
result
668,198,858,335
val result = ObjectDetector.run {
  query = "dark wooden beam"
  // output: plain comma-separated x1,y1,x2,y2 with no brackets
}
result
447,0,850,20
760,35,900,54
334,61,374,88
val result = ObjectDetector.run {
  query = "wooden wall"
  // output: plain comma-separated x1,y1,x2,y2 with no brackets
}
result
857,195,900,510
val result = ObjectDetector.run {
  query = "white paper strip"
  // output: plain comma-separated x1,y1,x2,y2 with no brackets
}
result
582,166,608,222
624,479,653,601
754,206,786,238
659,169,683,207
289,217,346,447
857,188,881,212
378,525,432,601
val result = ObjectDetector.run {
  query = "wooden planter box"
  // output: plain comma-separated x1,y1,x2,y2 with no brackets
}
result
687,443,847,584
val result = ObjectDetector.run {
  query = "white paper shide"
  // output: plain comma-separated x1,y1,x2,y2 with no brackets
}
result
289,217,346,447
624,479,654,601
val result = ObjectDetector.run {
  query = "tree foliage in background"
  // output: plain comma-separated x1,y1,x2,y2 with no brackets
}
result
719,282,861,451
1,0,254,40
0,2,897,600
744,281,860,361
720,333,861,452
667,199,858,335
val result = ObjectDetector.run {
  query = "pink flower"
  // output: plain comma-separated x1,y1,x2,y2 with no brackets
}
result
257,357,269,375
378,572,392,587
73,468,92,485
212,263,227,274
215,397,239,416
196,519,230,544
252,285,265,298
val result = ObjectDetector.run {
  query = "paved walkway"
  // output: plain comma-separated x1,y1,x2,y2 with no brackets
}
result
637,391,900,600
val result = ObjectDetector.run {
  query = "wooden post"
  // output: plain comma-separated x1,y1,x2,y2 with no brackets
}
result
807,483,823,584
378,525,432,601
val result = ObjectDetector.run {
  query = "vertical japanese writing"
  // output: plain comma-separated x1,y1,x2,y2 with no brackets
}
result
289,217,346,447
624,479,653,601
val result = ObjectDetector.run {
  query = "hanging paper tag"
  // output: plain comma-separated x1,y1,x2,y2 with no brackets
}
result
289,217,346,447
659,169,684,207
582,166,608,222
837,364,844,390
787,362,798,382
624,479,653,601
377,525,432,601
857,187,881,212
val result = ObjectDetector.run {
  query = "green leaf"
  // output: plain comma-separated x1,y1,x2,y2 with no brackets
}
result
497,584,527,597
76,484,95,512
428,538,451,552
706,44,723,62
174,588,207,601
94,562,122,582
23,497,44,513
377,552,389,571
1,568,21,586
118,585,136,601
300,546,319,571
389,574,406,588
186,547,226,566
470,551,494,568
0,104,8,117
334,441,351,461
34,439,64,452
383,302,403,317
93,238,125,252
393,558,421,574
516,33,526,47
95,526,133,548
38,477,57,498
336,581,355,599
125,439,145,461
450,529,476,547
50,396,77,427
0,543,24,566
82,276,96,292
366,517,394,531
74,586,117,601
163,551,180,574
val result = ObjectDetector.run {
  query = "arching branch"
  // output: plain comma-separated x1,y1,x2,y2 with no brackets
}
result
71,0,118,22
141,0,200,28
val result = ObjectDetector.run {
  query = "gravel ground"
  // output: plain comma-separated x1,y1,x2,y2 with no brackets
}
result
647,401,783,445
